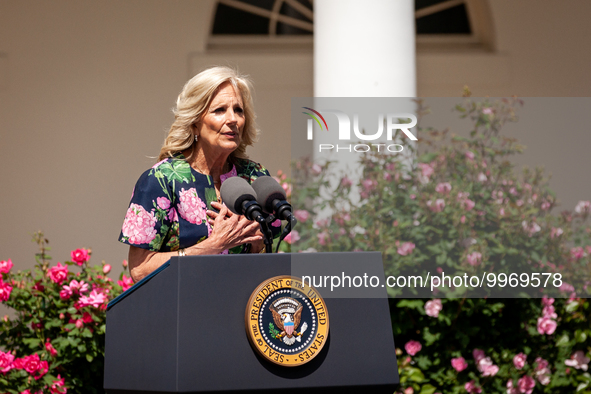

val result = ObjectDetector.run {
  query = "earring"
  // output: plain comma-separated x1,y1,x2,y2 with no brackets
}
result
194,134,198,142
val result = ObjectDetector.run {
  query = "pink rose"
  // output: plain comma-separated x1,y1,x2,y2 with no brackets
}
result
103,264,111,274
294,210,310,222
435,182,452,194
0,350,14,373
397,242,415,256
157,197,171,210
122,259,128,268
70,249,90,266
0,280,13,302
78,289,108,308
451,357,467,372
564,350,590,371
404,340,421,356
284,230,300,245
34,360,48,380
75,319,84,329
178,188,207,225
570,246,586,260
45,340,58,357
49,374,67,394
427,199,445,213
534,357,551,385
425,299,442,318
341,176,353,187
462,199,476,211
513,353,527,369
537,317,557,335
311,164,322,175
482,107,493,115
418,163,434,183
23,353,42,374
517,375,535,394
506,380,519,394
574,200,591,214
473,349,498,376
122,204,158,245
0,259,13,274
550,227,563,238
542,305,557,319
466,252,482,266
465,151,475,161
118,275,134,292
404,387,413,394
317,232,329,246
477,173,487,182
464,380,481,393
48,262,69,285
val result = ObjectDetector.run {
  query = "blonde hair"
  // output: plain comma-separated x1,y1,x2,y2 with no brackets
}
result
157,66,259,161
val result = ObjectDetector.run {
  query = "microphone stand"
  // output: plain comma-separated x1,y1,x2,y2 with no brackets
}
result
257,215,274,253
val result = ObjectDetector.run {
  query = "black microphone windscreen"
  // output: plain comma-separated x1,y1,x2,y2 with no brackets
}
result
252,176,286,214
220,177,257,215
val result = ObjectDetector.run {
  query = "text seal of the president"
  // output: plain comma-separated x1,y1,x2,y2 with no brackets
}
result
245,276,329,366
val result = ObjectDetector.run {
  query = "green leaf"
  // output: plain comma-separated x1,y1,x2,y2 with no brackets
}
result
419,384,437,394
566,301,579,313
86,353,94,362
556,334,570,347
408,367,425,382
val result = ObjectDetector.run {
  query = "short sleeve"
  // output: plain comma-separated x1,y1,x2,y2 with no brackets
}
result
118,167,175,251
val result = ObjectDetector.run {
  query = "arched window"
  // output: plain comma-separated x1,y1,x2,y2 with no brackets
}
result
209,0,494,51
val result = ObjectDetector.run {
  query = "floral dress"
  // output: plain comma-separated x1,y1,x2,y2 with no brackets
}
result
119,154,279,254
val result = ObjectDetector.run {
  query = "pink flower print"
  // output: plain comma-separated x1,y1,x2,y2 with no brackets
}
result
152,159,167,169
464,380,481,393
435,182,452,194
78,289,108,308
0,350,14,373
219,165,237,184
48,262,69,285
451,357,467,372
517,375,535,394
0,280,12,302
404,340,421,356
466,252,482,266
513,353,527,369
397,242,415,256
284,230,300,245
157,197,171,210
425,299,442,317
270,219,281,228
536,317,557,335
564,350,590,371
294,210,310,222
178,188,207,224
122,204,158,245
70,249,90,266
118,275,134,292
0,259,13,274
168,207,178,222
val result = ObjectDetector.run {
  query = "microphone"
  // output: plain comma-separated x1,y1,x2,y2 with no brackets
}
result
220,177,263,221
251,176,293,221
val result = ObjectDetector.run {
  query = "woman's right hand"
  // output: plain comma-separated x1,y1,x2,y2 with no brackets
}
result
192,201,262,254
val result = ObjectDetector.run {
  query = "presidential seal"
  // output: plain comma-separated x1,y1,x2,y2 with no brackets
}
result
245,276,329,367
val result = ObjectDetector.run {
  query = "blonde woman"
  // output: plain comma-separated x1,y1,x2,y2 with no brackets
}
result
119,67,279,282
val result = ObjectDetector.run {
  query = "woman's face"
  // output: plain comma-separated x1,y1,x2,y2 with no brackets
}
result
197,81,245,155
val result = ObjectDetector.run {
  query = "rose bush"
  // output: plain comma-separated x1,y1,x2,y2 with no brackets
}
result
279,98,591,393
0,232,131,393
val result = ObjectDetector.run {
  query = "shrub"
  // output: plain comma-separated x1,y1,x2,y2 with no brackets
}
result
0,233,131,394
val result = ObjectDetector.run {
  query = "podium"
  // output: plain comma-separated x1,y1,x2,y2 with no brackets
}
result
104,252,398,393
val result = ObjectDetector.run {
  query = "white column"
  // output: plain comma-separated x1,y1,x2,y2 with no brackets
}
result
314,0,416,97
